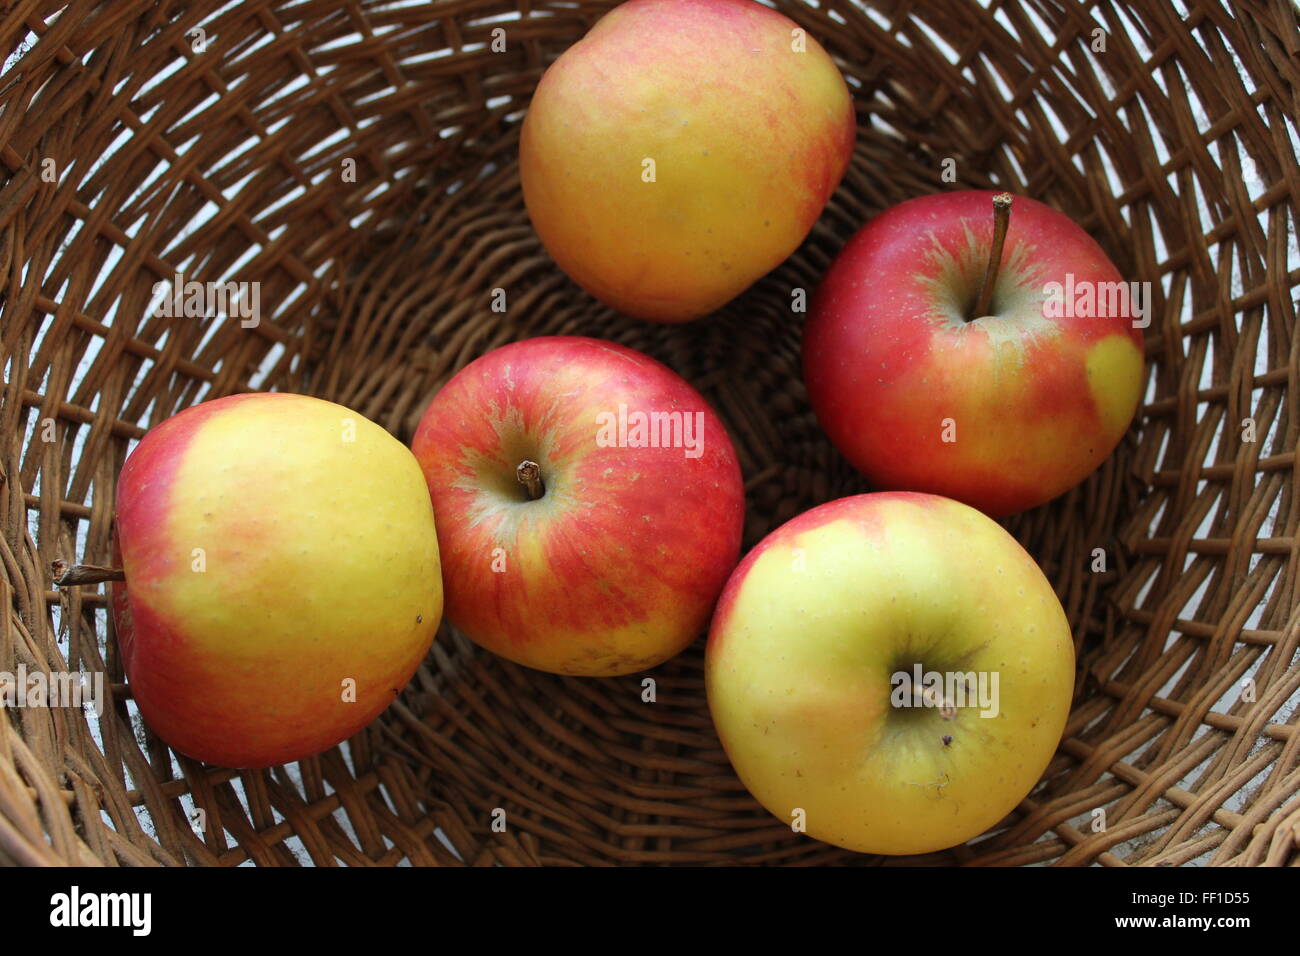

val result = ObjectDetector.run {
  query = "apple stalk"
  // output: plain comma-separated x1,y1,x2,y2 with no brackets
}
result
516,459,545,501
895,669,958,720
51,560,125,587
968,192,1013,322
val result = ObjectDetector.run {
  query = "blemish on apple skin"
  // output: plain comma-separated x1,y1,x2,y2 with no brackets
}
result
942,735,953,747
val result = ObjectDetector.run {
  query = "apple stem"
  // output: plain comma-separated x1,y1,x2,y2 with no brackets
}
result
919,682,958,721
899,672,959,720
516,460,545,501
968,192,1013,322
51,561,125,587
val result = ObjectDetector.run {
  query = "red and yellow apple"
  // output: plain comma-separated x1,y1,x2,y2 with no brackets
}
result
111,393,442,769
706,492,1075,856
520,0,856,322
802,190,1145,517
411,336,744,676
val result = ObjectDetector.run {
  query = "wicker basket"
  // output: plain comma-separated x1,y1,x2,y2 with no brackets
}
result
2,0,1297,867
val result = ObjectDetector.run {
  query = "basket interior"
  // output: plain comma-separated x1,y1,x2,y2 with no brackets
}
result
1,0,1298,865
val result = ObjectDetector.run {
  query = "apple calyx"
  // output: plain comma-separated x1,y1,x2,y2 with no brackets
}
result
967,192,1013,322
516,459,545,501
52,560,125,587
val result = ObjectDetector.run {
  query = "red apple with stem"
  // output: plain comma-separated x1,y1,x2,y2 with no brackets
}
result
802,190,1146,517
411,336,745,676
101,393,442,769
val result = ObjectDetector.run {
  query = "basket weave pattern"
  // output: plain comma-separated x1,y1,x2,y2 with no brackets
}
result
1,0,1298,865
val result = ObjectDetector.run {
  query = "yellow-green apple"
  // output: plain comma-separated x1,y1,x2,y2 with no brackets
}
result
802,190,1145,517
411,336,744,676
520,0,856,322
706,492,1075,856
110,393,442,769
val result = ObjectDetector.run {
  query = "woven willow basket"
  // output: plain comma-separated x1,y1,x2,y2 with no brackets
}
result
1,0,1297,868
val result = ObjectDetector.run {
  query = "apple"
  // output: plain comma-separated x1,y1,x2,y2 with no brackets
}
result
411,336,744,676
706,491,1075,856
802,190,1145,517
110,393,442,769
520,0,856,322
